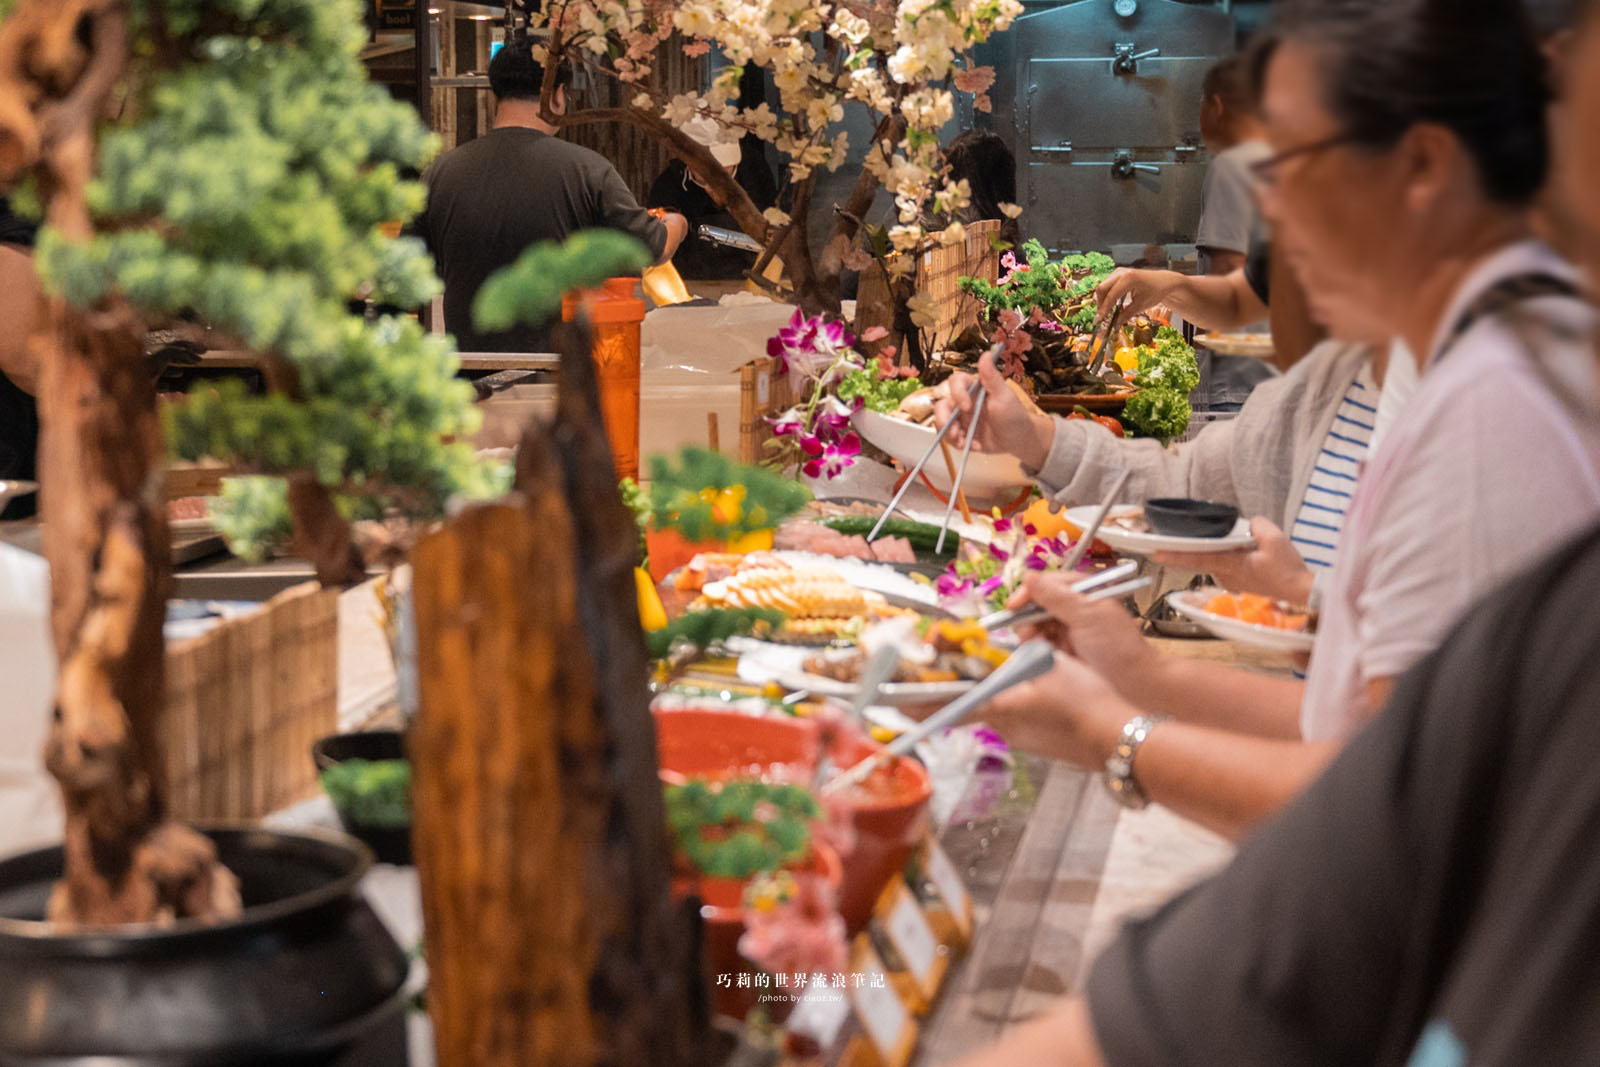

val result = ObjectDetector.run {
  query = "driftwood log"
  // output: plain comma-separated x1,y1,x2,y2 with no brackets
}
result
409,317,707,1065
0,0,238,925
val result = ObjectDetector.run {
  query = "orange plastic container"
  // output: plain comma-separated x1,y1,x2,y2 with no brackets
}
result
562,277,645,480
653,707,932,935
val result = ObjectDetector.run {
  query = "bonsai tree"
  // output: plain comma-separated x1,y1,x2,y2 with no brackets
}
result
0,0,495,926
521,0,1022,318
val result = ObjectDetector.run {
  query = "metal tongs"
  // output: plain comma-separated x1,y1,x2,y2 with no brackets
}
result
1085,292,1132,373
821,637,1059,796
867,343,1004,545
977,559,1148,632
812,643,902,790
977,470,1135,632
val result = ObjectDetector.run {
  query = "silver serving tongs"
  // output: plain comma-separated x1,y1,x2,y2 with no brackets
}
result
979,572,1153,633
977,558,1140,631
867,343,1003,543
821,637,1058,796
812,643,901,790
934,383,986,555
1085,292,1131,374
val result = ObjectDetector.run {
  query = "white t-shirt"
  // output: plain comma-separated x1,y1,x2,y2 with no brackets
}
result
0,544,60,855
1300,241,1600,741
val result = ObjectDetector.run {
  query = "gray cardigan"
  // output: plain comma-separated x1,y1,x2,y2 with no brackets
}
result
1031,341,1372,528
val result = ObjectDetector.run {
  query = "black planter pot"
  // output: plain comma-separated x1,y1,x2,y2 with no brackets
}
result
311,730,413,866
0,827,410,1066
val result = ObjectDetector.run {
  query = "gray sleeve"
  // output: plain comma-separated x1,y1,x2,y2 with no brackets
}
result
1195,153,1260,256
595,165,669,261
1029,414,1242,510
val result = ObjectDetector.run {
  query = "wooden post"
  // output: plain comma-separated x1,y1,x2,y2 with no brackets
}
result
410,499,609,1065
408,319,708,1066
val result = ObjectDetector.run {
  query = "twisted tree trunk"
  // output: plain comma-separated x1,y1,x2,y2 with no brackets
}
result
409,319,708,1064
0,0,238,925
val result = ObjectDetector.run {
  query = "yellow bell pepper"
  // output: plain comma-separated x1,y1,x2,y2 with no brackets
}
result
634,566,668,632
727,527,774,554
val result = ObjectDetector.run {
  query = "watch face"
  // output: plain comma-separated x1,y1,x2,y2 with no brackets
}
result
1114,0,1138,18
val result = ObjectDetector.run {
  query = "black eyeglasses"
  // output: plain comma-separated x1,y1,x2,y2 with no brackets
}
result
1249,131,1365,186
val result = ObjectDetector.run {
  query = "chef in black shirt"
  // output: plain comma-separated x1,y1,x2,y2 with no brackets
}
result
646,115,777,281
412,37,687,352
0,196,40,520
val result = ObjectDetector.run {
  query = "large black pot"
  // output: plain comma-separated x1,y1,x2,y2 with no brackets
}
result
0,827,409,1066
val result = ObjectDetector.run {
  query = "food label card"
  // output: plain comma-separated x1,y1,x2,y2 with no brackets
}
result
873,876,949,1006
787,983,853,1051
849,936,917,1067
921,837,974,941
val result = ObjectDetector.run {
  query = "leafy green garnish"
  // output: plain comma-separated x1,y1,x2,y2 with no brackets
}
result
645,606,786,659
835,366,924,414
664,779,819,880
1120,326,1199,443
957,240,1115,329
619,476,651,570
321,758,411,829
646,446,811,541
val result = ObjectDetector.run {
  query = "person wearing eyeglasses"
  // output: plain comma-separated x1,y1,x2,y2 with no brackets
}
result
967,0,1599,837
953,1,1600,1064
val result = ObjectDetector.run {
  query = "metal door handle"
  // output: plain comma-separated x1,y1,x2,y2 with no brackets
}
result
1111,155,1160,179
1113,45,1160,74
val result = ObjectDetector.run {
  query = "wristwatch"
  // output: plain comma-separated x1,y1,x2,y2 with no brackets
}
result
1103,714,1169,810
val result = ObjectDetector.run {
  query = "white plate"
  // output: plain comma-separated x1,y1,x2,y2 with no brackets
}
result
1166,590,1315,653
853,408,1030,497
1066,505,1255,555
773,668,975,707
768,550,940,607
1195,332,1275,359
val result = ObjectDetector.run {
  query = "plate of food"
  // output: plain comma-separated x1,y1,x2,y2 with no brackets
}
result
853,404,1030,496
775,619,1009,705
1065,504,1255,555
684,552,920,645
1195,332,1275,359
1166,589,1316,653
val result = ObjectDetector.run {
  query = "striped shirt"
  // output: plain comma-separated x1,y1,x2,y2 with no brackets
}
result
1288,364,1378,570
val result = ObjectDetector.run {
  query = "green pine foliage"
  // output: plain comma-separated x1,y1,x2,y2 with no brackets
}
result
21,0,502,560
471,230,653,333
958,240,1116,328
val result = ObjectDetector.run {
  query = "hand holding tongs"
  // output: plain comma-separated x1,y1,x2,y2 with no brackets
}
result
1086,292,1132,373
978,470,1135,632
867,342,1003,544
821,637,1058,796
978,560,1151,632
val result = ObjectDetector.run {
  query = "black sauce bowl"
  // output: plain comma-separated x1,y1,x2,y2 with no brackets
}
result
1143,498,1241,539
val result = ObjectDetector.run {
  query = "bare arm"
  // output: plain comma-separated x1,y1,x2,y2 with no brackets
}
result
1095,268,1268,333
1125,717,1343,839
1012,575,1306,740
1202,248,1247,276
0,243,40,395
950,997,1106,1067
980,649,1343,841
656,212,688,265
1133,654,1306,740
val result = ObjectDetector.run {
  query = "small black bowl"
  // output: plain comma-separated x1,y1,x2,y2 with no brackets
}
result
1143,498,1241,539
311,731,412,866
